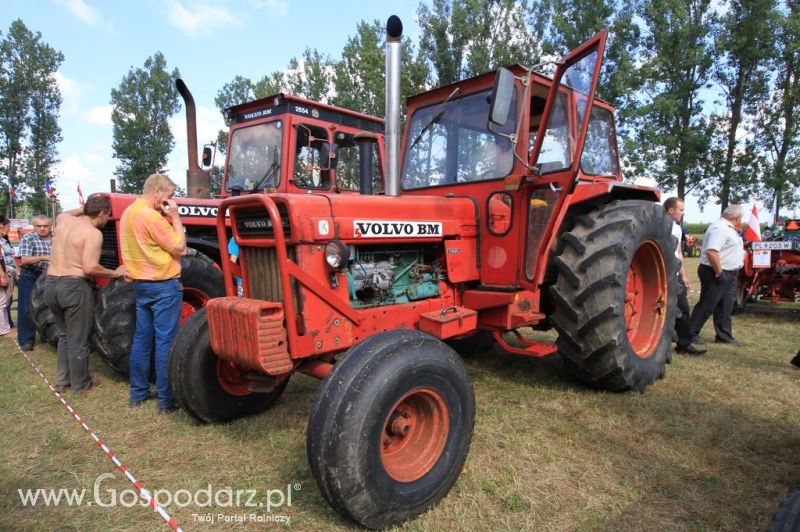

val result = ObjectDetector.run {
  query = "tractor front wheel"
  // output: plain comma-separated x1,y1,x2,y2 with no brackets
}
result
549,200,679,392
307,330,475,529
168,308,288,422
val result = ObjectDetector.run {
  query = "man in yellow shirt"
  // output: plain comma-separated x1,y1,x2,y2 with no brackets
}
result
119,174,187,412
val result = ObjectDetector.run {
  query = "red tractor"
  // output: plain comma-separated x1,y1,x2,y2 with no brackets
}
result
736,220,800,309
30,81,385,375
168,17,679,528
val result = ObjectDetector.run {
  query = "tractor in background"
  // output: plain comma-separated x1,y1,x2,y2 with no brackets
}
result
168,16,678,528
30,80,385,376
736,219,800,310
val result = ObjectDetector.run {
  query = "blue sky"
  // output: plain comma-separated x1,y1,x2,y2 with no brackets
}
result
1,0,780,223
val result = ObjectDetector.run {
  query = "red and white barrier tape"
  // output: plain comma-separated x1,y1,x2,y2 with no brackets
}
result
14,343,183,532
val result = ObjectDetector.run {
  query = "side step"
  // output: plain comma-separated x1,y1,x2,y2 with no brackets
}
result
492,330,557,358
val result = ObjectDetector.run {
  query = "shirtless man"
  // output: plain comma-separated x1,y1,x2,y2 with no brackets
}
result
45,196,125,393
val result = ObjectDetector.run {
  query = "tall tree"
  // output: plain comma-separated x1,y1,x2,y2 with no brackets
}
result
417,0,541,86
543,0,641,113
0,19,63,214
710,0,777,211
624,0,717,200
755,0,800,217
110,52,181,193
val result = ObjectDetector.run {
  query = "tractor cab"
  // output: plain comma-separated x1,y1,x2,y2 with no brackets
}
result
400,30,659,293
220,94,385,196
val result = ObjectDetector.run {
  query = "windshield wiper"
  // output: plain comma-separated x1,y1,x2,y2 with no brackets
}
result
250,146,280,191
408,87,462,151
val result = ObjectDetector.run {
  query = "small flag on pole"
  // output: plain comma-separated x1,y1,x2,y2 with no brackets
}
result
7,185,15,201
742,203,761,242
77,184,85,206
44,181,56,197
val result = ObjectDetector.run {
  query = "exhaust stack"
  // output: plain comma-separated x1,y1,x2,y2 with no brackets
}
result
175,79,210,198
384,15,402,197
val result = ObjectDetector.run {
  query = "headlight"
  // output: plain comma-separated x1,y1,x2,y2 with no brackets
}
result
325,240,349,269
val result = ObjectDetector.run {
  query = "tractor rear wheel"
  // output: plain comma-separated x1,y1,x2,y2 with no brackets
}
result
549,200,679,392
93,251,224,376
31,274,60,347
307,330,475,529
168,308,288,422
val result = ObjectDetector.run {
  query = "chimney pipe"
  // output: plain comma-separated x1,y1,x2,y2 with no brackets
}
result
384,15,402,197
175,79,210,198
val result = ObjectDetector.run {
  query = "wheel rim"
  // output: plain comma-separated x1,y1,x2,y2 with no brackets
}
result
624,241,668,358
180,287,208,326
381,388,449,483
216,359,251,396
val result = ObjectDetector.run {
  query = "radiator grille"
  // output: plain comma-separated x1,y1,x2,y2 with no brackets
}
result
100,221,119,269
245,247,282,302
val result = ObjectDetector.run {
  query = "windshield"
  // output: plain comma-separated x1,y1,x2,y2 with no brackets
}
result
226,121,283,192
402,88,517,189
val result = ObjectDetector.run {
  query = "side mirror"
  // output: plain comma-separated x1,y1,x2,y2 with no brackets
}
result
489,68,515,126
201,144,215,170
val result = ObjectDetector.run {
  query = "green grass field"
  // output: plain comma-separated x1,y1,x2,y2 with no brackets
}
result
0,257,798,531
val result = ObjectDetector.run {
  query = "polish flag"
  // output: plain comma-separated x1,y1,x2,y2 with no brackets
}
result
77,184,85,206
742,204,761,242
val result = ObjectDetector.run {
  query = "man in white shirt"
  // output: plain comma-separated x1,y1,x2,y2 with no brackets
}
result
689,204,745,346
664,198,706,356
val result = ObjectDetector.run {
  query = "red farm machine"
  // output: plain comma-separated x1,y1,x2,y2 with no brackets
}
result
736,219,800,309
166,16,679,529
30,80,386,376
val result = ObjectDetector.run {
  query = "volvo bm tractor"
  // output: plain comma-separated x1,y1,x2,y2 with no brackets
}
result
168,16,679,529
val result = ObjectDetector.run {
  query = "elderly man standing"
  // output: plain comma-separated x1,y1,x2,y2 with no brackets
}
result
689,204,745,346
18,215,52,351
120,174,186,412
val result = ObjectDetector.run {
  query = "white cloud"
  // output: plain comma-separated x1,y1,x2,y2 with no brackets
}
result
85,105,113,126
54,153,116,209
55,72,92,117
163,0,241,36
53,0,115,32
251,0,288,15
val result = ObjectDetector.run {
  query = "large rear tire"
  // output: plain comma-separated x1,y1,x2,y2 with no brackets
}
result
31,274,60,347
168,308,288,423
307,330,475,529
93,251,224,376
549,200,679,392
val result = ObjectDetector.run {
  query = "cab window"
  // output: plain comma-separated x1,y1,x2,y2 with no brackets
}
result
294,124,331,189
333,132,384,193
580,106,620,176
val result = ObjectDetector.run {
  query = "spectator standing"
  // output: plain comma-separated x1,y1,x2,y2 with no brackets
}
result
18,215,52,351
119,174,186,412
0,217,15,330
663,198,706,356
45,198,125,393
689,204,745,346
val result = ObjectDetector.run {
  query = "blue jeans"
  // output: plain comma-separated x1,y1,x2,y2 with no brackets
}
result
129,279,182,409
17,270,41,347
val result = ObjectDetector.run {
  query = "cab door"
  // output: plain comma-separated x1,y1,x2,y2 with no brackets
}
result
523,30,608,288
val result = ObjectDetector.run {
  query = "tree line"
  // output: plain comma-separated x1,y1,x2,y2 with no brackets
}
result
1,1,798,217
